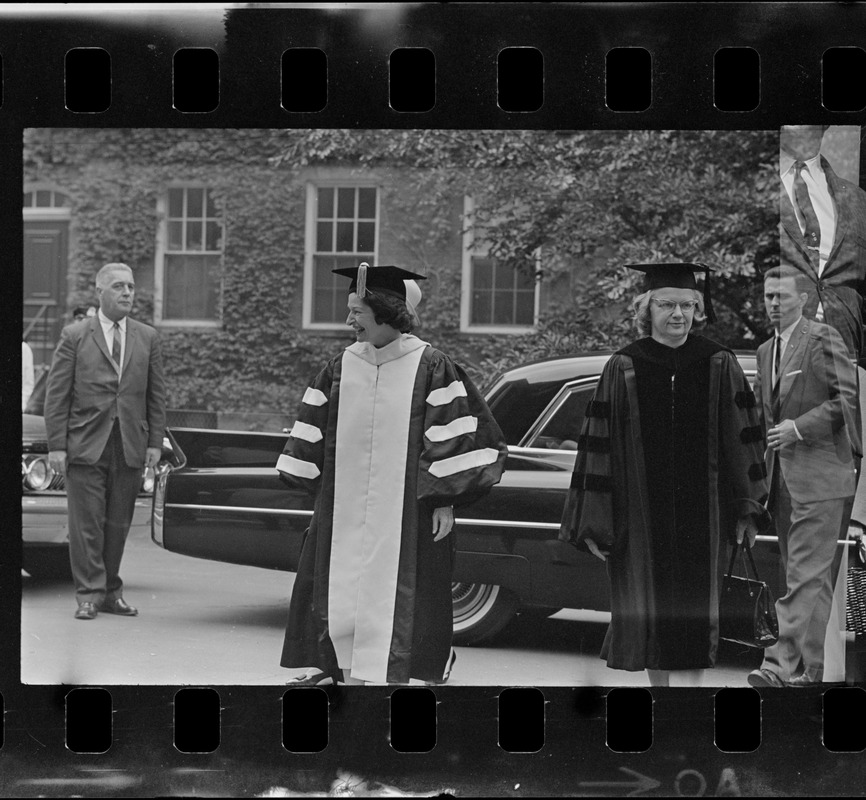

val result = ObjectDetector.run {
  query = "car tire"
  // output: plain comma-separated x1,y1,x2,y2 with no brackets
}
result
451,582,519,646
23,547,72,581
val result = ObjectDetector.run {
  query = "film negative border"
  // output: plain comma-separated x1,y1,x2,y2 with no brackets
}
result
3,2,866,797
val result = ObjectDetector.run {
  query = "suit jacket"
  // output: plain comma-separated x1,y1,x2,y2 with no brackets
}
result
780,157,866,362
755,317,859,503
44,315,167,467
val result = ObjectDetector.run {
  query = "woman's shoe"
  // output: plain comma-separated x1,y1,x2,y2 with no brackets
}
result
286,668,343,687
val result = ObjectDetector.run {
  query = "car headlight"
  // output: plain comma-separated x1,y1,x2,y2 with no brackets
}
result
22,455,55,491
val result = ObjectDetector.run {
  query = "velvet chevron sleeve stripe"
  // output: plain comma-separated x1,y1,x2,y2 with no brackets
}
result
276,453,321,479
417,354,507,508
715,352,772,529
559,356,621,553
275,361,335,494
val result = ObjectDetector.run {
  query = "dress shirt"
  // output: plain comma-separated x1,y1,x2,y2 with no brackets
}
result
774,315,804,440
780,151,836,275
97,309,126,378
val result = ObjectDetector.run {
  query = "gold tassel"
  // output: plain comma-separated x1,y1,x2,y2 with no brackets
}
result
356,262,369,298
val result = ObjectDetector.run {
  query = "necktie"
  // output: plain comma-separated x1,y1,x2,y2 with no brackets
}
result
111,322,122,368
772,333,782,423
792,160,821,253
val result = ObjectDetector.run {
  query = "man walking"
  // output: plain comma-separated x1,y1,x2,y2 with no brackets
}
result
45,263,166,620
749,266,859,687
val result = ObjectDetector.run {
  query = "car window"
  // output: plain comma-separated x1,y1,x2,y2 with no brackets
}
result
525,384,597,450
485,378,566,445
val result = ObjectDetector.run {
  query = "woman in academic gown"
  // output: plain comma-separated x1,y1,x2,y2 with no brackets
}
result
559,263,772,687
277,263,508,686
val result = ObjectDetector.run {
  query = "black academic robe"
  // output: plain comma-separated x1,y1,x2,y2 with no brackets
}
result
276,334,508,684
559,335,770,671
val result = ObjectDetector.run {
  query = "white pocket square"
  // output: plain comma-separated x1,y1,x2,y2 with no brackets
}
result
786,369,802,377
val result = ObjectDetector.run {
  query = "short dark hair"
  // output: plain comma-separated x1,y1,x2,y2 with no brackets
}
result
764,265,811,295
364,289,415,333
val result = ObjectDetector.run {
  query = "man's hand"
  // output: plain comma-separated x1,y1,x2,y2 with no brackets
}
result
767,419,799,450
144,447,162,469
736,515,759,547
432,506,454,542
585,537,610,562
48,450,67,478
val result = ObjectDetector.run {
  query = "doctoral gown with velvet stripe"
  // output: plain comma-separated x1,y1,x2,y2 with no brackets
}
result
276,334,508,684
559,335,771,671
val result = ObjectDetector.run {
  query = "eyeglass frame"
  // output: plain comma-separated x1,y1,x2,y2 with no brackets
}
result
651,298,699,314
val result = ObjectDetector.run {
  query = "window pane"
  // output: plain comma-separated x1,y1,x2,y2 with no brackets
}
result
165,254,220,320
335,221,354,252
337,187,355,218
205,189,218,218
187,188,204,218
357,221,375,252
515,291,535,325
313,256,342,323
317,187,334,219
23,192,32,207
472,290,492,325
316,221,333,252
168,221,184,250
313,255,337,288
168,188,184,218
54,192,69,207
36,190,52,207
472,257,494,290
493,291,515,325
358,188,376,219
186,220,203,250
205,221,222,251
532,388,594,449
494,263,515,289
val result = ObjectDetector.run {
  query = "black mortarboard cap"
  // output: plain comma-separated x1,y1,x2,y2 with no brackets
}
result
626,262,716,324
332,262,427,301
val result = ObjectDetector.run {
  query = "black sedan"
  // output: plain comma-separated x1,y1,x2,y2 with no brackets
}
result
152,350,784,646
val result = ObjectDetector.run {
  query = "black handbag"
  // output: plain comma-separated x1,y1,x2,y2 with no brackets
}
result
719,541,780,648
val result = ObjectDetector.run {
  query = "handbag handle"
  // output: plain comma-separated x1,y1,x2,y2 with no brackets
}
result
726,539,762,582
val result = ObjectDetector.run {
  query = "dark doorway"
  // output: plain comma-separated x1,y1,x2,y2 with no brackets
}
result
24,220,69,377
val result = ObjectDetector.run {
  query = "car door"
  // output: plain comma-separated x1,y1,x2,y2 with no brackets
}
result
456,376,612,611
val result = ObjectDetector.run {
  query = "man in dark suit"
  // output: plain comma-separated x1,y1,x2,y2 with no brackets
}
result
749,266,859,687
779,124,866,364
45,263,166,620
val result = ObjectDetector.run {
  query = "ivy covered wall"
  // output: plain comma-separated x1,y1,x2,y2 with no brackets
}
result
23,128,535,424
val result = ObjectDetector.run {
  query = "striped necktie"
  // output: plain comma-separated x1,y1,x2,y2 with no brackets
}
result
792,160,821,253
111,322,122,367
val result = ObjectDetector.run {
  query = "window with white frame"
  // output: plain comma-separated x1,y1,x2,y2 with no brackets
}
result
24,187,70,209
461,196,538,333
158,186,223,323
305,184,378,327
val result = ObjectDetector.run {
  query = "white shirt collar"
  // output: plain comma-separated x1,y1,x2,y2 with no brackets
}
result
778,315,803,345
780,150,821,178
97,309,126,332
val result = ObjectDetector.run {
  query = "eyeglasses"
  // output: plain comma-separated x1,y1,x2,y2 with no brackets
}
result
651,299,698,313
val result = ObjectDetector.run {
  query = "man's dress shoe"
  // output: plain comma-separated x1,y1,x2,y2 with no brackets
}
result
99,597,139,616
74,603,98,620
